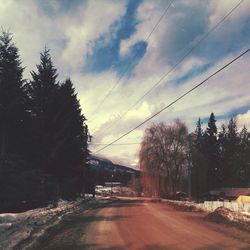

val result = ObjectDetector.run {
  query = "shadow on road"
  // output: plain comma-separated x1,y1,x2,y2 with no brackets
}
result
38,204,129,250
42,242,130,250
82,243,132,250
194,244,250,250
143,244,179,250
104,200,143,208
78,214,128,223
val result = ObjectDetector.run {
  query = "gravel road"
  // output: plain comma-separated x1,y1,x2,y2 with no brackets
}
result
38,198,250,250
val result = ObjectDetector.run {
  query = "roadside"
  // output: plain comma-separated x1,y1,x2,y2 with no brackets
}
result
162,199,250,233
37,198,250,250
1,196,249,250
0,197,112,250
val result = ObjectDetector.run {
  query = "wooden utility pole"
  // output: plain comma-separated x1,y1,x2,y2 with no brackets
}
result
187,135,192,200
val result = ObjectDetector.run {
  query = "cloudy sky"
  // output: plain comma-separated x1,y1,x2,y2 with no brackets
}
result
1,0,250,167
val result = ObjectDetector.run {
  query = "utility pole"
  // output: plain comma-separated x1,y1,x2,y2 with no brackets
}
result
88,134,93,143
187,135,192,200
188,162,191,200
111,173,114,195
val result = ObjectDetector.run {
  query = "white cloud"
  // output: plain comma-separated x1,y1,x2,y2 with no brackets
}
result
237,110,250,130
0,0,126,78
92,48,250,163
59,0,126,73
209,0,250,27
79,0,250,166
1,0,249,166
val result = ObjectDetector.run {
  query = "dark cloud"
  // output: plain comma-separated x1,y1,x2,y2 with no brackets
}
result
158,1,211,65
158,1,250,67
196,15,250,61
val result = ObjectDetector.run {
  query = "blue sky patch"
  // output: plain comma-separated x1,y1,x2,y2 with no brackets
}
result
174,63,212,85
217,104,250,122
84,0,146,76
199,104,250,129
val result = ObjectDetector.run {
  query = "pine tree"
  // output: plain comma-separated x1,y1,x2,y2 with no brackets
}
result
0,31,26,157
240,125,248,142
228,118,238,142
204,112,220,189
28,51,89,199
28,48,60,173
239,126,249,186
191,118,208,198
215,118,245,187
206,112,217,137
218,124,227,185
225,118,240,186
0,31,45,211
52,78,89,198
195,118,203,149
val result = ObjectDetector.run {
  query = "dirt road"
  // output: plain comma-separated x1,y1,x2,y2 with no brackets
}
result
39,198,250,250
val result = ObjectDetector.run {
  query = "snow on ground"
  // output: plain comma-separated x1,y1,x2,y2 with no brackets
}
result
162,199,250,232
95,185,137,197
242,211,250,217
0,197,111,250
204,207,250,232
162,200,202,212
1,195,248,249
163,199,250,213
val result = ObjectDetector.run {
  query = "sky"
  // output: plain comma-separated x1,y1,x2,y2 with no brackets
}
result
1,0,250,168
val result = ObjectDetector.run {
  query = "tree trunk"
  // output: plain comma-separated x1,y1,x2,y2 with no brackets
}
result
158,174,161,196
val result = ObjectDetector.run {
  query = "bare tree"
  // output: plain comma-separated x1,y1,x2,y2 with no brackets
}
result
139,119,188,196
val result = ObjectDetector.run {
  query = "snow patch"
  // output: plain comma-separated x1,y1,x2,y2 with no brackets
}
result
205,207,250,232
0,197,110,250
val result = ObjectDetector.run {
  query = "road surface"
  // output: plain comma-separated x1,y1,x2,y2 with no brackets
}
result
39,198,250,250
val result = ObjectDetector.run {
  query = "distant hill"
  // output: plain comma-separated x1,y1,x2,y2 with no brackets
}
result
89,155,139,175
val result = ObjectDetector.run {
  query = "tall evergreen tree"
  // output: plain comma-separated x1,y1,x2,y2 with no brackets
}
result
52,78,89,198
28,48,60,173
0,31,26,157
218,123,227,184
218,119,249,187
206,112,217,137
191,118,208,197
204,112,220,189
195,118,203,149
28,50,89,199
224,118,240,186
0,31,44,212
239,126,250,186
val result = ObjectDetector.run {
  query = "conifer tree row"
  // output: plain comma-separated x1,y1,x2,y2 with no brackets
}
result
0,31,88,212
191,113,250,197
0,31,26,157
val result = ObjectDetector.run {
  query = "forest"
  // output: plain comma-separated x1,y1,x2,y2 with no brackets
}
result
139,113,250,198
0,31,89,212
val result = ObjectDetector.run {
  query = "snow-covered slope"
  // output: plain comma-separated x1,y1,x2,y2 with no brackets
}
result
0,197,110,250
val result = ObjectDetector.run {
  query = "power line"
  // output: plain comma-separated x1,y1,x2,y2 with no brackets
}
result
93,0,244,137
89,142,141,146
94,49,250,153
89,0,176,121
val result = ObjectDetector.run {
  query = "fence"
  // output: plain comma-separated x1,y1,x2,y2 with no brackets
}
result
196,201,250,213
